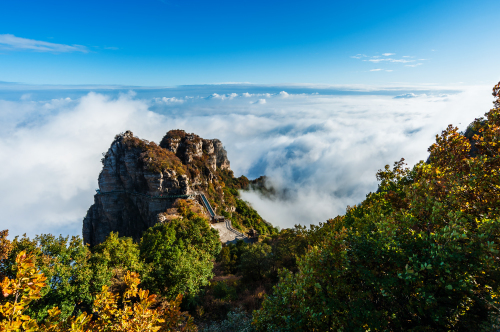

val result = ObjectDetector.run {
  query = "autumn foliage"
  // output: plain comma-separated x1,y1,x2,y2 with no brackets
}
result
122,134,187,175
0,249,196,331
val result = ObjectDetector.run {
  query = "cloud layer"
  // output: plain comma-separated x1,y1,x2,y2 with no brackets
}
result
0,34,88,53
0,85,493,238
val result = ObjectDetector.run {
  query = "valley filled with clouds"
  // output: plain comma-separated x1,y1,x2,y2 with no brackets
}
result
0,84,493,238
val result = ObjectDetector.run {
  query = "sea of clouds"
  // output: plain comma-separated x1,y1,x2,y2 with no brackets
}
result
0,83,494,238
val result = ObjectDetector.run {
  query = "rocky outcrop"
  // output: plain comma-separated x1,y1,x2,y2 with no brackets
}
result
83,130,231,246
160,130,230,171
212,139,230,171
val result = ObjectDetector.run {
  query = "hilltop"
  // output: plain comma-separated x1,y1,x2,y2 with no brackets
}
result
83,129,276,246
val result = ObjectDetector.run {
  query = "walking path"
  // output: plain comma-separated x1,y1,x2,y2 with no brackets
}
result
211,219,249,244
195,192,250,243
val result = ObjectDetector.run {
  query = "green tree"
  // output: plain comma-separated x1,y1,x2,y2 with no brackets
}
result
218,246,234,274
1,234,111,322
140,212,221,299
238,243,272,282
90,232,144,276
1,250,196,332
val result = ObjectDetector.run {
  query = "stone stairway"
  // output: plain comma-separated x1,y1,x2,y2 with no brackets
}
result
198,192,216,218
193,192,249,244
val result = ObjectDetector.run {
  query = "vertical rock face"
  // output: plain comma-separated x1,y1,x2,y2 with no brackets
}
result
212,139,231,170
83,130,231,246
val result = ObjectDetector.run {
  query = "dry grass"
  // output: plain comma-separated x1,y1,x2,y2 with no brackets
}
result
123,135,187,175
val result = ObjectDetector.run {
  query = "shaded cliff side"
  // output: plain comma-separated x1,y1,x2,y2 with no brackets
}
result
83,130,275,246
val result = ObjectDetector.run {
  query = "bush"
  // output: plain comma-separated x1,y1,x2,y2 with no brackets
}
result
212,281,237,301
140,213,221,299
238,243,272,282
123,135,187,175
200,308,255,332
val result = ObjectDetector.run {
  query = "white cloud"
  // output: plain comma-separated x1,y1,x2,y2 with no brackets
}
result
0,34,88,53
158,97,184,103
279,91,289,98
390,59,414,63
206,92,239,100
367,58,414,63
253,98,266,104
394,93,419,99
354,53,424,68
370,69,383,71
0,85,493,238
351,54,367,59
406,63,423,67
207,93,221,99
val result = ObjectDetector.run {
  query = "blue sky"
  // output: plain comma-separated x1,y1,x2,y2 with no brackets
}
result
1,0,498,86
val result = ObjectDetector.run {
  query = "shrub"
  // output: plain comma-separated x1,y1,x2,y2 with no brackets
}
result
140,213,221,299
212,281,237,301
123,135,187,175
200,308,255,332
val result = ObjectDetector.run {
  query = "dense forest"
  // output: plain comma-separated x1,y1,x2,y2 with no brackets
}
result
1,82,500,331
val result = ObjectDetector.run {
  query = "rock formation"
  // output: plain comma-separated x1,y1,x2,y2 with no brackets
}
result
83,130,231,246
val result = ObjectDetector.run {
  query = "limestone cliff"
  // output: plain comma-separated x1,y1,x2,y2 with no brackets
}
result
83,130,232,246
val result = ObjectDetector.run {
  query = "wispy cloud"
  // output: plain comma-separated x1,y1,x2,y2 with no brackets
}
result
370,69,393,72
253,98,266,104
366,58,414,63
352,52,426,68
351,54,367,59
0,34,88,53
394,93,420,99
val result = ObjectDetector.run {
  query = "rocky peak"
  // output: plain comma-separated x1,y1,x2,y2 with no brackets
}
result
83,129,233,246
211,139,230,171
160,130,230,171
